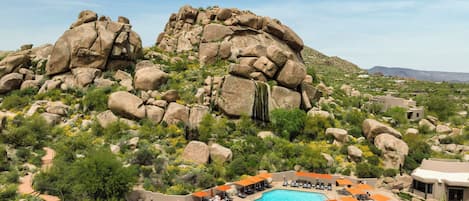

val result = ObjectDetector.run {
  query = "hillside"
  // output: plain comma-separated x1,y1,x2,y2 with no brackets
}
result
302,46,361,73
369,66,469,83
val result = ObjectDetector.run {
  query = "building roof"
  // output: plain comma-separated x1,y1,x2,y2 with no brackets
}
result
411,159,469,187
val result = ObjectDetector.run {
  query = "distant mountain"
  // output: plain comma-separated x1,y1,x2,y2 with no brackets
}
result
302,46,361,73
369,66,469,83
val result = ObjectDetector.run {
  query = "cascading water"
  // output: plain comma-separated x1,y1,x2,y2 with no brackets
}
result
253,81,269,122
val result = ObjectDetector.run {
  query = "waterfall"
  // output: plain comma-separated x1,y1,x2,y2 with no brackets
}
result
253,81,269,122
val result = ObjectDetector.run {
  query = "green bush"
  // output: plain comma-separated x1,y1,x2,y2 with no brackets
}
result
425,95,455,121
341,168,351,176
270,108,306,140
83,87,113,112
355,162,383,178
344,109,366,126
403,135,431,171
303,115,334,140
383,169,398,177
1,94,30,110
34,148,137,201
1,115,51,148
384,107,408,127
0,184,17,200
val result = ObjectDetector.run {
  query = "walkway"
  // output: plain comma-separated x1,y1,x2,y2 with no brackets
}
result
18,147,60,201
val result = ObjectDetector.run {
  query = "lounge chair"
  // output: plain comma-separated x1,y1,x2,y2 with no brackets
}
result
283,181,289,187
327,183,332,191
237,192,247,198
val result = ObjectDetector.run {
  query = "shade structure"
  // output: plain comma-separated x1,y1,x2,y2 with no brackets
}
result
336,179,353,186
216,185,231,192
370,194,391,201
192,191,209,198
356,183,373,191
235,179,255,187
340,196,358,201
346,187,366,195
295,171,333,180
249,176,265,183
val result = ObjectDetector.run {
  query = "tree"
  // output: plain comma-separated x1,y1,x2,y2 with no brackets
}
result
1,115,51,148
355,162,383,178
270,108,306,140
384,107,408,127
403,135,431,171
303,115,333,140
425,95,455,120
35,148,137,201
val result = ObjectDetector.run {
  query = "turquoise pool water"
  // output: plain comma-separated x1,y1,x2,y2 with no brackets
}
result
256,189,326,201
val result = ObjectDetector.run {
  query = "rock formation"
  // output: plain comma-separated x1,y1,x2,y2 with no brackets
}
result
156,5,319,120
47,10,142,75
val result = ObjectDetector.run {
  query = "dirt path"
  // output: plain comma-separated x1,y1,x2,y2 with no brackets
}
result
18,147,60,201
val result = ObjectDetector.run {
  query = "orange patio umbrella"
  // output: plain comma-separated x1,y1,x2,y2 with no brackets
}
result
340,196,358,201
346,187,366,195
215,185,231,192
336,179,353,186
370,194,391,201
356,183,373,191
192,191,209,198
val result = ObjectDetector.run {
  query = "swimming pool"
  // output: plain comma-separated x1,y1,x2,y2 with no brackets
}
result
256,189,326,201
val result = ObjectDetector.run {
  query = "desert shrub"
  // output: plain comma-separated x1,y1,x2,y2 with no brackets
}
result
35,148,137,201
303,115,334,140
341,168,351,176
166,184,189,195
344,109,366,125
5,170,19,183
418,124,432,135
270,108,306,140
15,148,31,162
366,155,380,166
367,103,384,115
425,95,455,121
0,184,17,200
403,135,431,171
1,94,30,110
383,169,398,177
355,162,383,178
449,115,465,126
1,115,51,148
83,87,113,112
131,146,159,166
384,107,408,127
349,126,363,138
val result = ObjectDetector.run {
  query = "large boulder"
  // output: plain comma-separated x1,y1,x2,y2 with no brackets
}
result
436,125,452,134
0,53,30,77
419,119,436,131
108,91,146,119
362,119,402,140
162,102,189,125
217,75,256,117
276,60,306,89
46,10,142,75
0,73,23,93
270,86,301,110
134,65,168,90
96,110,119,128
209,143,233,163
374,133,409,169
326,128,349,143
188,105,209,130
202,24,233,42
347,145,362,162
145,105,165,124
182,141,209,164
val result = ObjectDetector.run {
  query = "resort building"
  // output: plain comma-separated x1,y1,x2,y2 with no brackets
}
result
411,159,469,201
372,94,424,121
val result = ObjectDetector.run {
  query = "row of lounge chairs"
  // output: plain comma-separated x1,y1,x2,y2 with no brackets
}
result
283,180,333,191
237,182,272,198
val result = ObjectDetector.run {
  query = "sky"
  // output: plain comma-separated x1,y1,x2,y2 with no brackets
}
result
1,0,469,72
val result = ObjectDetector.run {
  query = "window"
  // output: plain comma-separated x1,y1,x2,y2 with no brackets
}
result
413,180,433,194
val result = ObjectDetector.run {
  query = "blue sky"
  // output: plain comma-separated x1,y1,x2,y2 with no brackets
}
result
2,0,469,72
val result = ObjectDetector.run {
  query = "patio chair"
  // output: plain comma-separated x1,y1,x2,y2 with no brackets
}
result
237,192,247,198
283,180,289,187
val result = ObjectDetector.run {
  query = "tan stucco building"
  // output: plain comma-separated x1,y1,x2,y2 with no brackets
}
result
411,159,469,201
372,94,424,121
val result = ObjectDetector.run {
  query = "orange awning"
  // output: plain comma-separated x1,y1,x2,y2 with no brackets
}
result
346,187,366,195
336,179,353,186
295,171,309,177
192,191,209,198
316,173,333,179
295,172,332,179
249,176,265,183
216,185,231,192
340,196,358,201
257,173,272,179
235,179,254,187
356,183,373,190
370,194,390,201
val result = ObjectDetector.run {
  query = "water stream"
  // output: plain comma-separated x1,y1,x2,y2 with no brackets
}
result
253,81,269,122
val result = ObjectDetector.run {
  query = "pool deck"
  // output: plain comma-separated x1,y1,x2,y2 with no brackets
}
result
233,182,399,201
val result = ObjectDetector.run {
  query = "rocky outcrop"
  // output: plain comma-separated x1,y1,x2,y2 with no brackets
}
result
182,141,210,164
362,119,402,140
419,119,436,131
162,102,189,125
156,6,316,120
96,110,119,128
374,133,409,169
46,10,142,76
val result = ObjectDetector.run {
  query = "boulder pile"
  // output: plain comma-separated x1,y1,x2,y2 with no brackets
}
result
156,6,320,120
